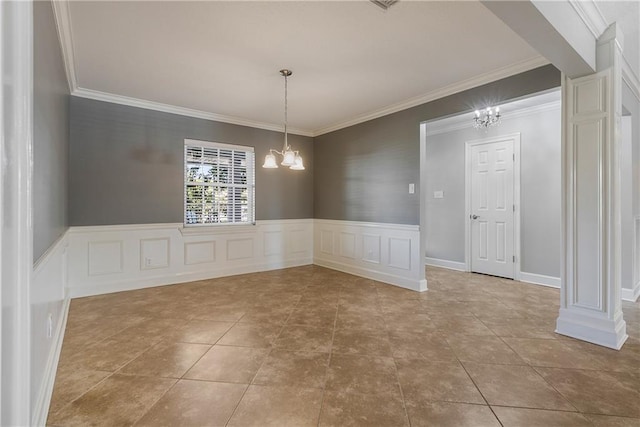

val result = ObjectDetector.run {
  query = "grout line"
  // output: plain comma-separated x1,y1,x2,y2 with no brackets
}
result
316,282,341,427
457,346,505,427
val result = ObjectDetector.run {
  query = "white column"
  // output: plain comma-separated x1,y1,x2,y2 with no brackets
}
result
556,23,627,349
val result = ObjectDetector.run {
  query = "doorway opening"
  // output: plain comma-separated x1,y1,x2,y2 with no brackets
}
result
420,88,562,287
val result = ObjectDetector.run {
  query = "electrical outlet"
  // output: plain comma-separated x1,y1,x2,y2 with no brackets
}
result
47,314,53,339
408,183,415,194
145,257,152,266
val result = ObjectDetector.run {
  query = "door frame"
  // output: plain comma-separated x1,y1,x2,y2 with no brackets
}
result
464,133,521,280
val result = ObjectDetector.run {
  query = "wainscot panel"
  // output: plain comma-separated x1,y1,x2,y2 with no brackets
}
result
67,219,314,298
313,219,427,292
31,234,70,426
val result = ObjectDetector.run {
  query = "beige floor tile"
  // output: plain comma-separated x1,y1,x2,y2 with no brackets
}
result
535,367,640,417
504,337,605,369
48,368,111,416
48,374,176,427
111,317,190,345
332,329,392,357
252,349,330,388
431,315,496,336
119,341,210,378
483,322,559,340
163,319,234,344
274,325,333,352
326,354,399,395
561,340,640,374
492,407,593,426
239,306,293,324
59,336,155,372
217,322,282,347
134,380,246,427
446,335,525,365
396,359,484,405
227,385,323,427
335,312,386,332
388,330,458,361
286,307,337,328
191,304,247,322
319,390,409,427
586,414,640,427
184,345,269,383
405,401,501,427
383,312,435,333
48,266,640,426
464,362,576,411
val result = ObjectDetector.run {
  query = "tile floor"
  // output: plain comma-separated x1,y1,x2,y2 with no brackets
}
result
48,266,640,426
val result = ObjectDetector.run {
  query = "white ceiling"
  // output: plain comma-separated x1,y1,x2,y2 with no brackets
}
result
67,0,545,135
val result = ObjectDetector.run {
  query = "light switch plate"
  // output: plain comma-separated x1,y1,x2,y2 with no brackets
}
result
408,183,415,194
434,190,444,199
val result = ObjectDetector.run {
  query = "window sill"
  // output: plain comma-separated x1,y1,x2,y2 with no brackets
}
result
179,223,256,236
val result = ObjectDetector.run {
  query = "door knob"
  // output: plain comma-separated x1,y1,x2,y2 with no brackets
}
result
471,215,479,220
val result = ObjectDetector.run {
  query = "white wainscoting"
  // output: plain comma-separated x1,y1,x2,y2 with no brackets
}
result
622,216,640,302
67,219,314,298
31,234,70,426
313,219,427,292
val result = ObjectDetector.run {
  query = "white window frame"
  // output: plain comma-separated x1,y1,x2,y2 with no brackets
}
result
183,139,255,227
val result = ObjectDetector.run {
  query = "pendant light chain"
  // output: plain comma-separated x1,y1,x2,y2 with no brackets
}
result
283,71,288,151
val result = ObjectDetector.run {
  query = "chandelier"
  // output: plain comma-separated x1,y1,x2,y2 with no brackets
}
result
473,106,501,129
262,69,305,170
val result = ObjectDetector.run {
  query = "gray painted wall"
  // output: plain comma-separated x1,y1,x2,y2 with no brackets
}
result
314,65,560,225
34,0,69,261
32,0,69,415
425,103,561,278
69,98,313,225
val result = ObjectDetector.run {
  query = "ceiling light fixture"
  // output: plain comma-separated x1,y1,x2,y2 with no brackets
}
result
370,0,399,11
262,69,304,170
473,106,501,129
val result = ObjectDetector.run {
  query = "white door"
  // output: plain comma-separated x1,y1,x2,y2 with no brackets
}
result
470,139,515,278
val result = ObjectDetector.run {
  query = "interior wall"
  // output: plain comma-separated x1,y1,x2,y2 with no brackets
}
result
69,97,313,226
32,0,69,418
33,0,69,261
425,96,561,278
313,64,560,225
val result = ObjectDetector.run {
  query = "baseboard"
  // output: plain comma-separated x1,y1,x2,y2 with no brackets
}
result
70,258,312,298
622,282,640,302
518,272,561,288
424,257,467,272
31,295,70,426
314,258,427,292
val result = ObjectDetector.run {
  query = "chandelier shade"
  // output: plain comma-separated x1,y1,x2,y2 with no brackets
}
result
262,69,304,170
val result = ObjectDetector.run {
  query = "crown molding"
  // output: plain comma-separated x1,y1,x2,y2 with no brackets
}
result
622,60,640,102
51,0,77,92
312,55,550,136
568,0,608,40
568,0,639,101
72,88,315,137
426,98,561,137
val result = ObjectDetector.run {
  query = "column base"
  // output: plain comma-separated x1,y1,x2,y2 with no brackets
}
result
556,308,628,350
